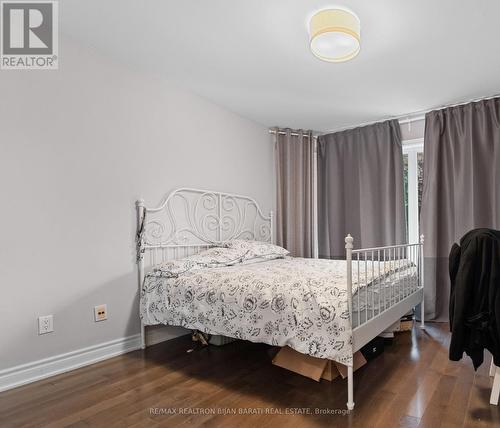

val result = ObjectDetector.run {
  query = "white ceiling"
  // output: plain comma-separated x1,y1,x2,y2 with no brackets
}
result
62,0,500,132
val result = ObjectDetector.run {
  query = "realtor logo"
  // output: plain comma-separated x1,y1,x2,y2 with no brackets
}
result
1,1,58,69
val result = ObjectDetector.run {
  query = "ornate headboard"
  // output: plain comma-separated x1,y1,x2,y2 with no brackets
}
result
136,188,273,267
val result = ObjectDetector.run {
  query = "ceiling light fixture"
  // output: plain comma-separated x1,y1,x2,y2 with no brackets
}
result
309,8,360,63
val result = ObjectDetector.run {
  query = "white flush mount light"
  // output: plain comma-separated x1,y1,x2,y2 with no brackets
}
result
309,8,360,62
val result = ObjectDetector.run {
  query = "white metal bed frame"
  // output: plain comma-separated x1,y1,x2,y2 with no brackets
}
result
136,188,425,410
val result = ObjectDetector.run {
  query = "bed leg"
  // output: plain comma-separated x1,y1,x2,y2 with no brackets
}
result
140,321,146,349
137,199,147,350
347,365,354,410
419,298,425,330
345,234,355,411
419,234,425,330
490,367,500,405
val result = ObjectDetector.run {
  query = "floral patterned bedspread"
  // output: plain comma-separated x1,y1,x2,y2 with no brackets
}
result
140,257,413,365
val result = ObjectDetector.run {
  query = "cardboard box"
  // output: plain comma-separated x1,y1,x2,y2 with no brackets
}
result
272,346,367,382
333,351,367,379
321,360,339,381
399,320,414,331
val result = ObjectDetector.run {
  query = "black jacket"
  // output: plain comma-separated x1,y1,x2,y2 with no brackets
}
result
449,228,500,369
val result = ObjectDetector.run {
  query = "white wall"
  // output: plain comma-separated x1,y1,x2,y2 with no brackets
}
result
0,36,274,370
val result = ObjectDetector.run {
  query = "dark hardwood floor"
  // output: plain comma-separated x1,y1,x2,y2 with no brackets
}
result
1,323,499,428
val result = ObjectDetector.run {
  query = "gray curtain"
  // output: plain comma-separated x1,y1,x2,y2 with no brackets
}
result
318,120,405,258
421,97,500,321
275,129,315,257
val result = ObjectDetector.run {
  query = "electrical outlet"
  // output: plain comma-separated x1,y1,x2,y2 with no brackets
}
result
38,315,54,335
94,304,107,322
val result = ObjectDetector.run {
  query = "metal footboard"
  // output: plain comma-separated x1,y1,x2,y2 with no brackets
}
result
344,234,425,410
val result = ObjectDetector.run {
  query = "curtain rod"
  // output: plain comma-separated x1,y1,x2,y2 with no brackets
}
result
323,93,500,134
270,93,500,138
268,129,318,140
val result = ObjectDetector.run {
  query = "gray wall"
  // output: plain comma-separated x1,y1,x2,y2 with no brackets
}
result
0,37,274,370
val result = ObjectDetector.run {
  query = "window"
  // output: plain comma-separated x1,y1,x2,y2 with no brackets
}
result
403,139,424,244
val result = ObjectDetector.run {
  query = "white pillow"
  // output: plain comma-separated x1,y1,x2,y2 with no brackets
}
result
223,240,289,261
186,246,249,267
153,259,196,277
153,247,247,277
153,243,287,277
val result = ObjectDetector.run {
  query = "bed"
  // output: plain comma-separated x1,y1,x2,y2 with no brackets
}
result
136,188,425,410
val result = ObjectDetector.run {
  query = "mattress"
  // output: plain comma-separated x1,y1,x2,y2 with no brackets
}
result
140,256,417,364
351,266,418,328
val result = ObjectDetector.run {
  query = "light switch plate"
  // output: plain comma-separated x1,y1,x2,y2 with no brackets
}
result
38,315,54,335
94,304,107,322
